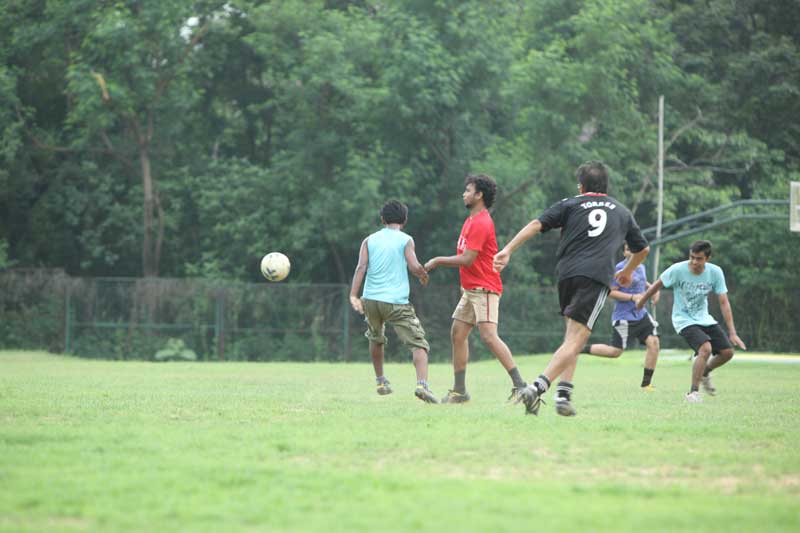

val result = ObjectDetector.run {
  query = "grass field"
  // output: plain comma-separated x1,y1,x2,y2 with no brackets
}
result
1,350,799,532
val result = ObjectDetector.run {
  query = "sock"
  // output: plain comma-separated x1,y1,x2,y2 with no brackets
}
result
376,376,388,384
507,367,526,388
641,368,654,387
454,370,467,394
416,379,428,389
690,385,699,393
581,344,592,354
555,381,573,401
533,375,551,395
703,367,712,377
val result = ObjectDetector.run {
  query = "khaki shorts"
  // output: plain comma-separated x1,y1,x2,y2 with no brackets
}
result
451,288,500,325
362,299,430,352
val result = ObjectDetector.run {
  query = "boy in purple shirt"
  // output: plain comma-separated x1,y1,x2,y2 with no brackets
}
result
581,244,661,389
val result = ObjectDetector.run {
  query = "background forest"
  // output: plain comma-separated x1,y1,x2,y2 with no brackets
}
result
2,0,799,286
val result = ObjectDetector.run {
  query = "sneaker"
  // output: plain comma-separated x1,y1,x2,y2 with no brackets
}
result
507,385,527,403
414,385,439,404
555,397,576,417
441,390,470,404
376,381,393,396
641,384,656,391
701,375,716,396
516,386,544,416
685,391,703,403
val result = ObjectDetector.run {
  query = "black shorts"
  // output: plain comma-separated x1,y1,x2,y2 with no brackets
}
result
610,314,658,349
679,324,732,355
558,276,609,331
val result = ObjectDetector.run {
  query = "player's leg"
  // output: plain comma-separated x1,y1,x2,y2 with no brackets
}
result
640,315,660,389
641,335,659,389
700,325,734,395
362,299,392,395
387,303,438,403
582,320,624,358
444,291,475,403
520,277,606,416
679,325,712,401
554,320,579,416
473,291,526,397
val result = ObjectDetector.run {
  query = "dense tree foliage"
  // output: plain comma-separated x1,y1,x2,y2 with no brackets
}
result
2,0,798,288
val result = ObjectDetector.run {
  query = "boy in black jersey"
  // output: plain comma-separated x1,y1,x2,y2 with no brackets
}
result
493,161,649,416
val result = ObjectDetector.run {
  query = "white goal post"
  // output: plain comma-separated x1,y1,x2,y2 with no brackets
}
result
792,181,800,232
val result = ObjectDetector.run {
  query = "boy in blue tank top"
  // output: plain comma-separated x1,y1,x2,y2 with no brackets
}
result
581,244,662,390
349,200,438,403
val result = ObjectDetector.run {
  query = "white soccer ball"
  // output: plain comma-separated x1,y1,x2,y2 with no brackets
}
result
260,252,290,282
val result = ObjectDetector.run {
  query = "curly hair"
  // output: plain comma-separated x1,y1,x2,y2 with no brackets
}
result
465,174,497,208
380,200,408,225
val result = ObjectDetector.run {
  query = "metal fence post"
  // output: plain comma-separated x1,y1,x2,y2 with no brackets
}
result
64,287,72,353
342,284,350,361
215,291,225,361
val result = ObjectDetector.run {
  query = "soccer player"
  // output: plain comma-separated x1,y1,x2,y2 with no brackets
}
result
580,243,662,390
493,161,649,416
635,240,747,403
423,174,528,403
349,200,438,404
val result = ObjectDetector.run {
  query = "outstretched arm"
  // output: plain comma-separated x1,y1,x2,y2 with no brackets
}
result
718,293,747,350
493,219,543,273
349,238,369,314
424,249,478,272
404,239,429,285
635,278,663,310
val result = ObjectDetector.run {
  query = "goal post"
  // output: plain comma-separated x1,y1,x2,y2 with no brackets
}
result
792,181,800,232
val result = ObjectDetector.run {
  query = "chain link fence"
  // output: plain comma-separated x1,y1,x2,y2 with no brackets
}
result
0,270,797,361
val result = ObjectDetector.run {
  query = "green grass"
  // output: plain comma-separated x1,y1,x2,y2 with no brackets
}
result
1,350,799,532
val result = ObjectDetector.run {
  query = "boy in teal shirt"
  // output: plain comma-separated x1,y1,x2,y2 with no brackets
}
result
636,240,746,402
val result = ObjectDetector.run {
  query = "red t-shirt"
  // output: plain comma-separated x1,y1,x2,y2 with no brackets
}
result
457,209,503,294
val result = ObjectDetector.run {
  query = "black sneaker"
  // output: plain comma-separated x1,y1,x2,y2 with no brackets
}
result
507,385,527,403
414,385,439,404
441,389,470,404
517,386,544,415
555,397,577,417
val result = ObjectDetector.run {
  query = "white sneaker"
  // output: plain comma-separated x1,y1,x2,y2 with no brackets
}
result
685,391,703,403
701,375,717,396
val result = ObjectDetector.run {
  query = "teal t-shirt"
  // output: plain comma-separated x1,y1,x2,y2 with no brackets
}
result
660,260,727,333
363,228,412,305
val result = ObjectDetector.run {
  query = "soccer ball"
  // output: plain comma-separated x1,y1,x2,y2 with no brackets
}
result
260,252,290,282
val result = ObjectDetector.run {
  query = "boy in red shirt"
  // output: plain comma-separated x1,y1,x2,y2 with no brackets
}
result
424,174,527,403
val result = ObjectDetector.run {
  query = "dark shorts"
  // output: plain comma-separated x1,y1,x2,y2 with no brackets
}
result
558,276,609,331
610,314,658,349
679,324,732,355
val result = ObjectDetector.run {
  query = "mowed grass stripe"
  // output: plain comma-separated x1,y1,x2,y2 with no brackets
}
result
0,351,798,532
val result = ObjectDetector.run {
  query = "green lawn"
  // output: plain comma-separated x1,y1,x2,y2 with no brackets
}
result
1,350,798,532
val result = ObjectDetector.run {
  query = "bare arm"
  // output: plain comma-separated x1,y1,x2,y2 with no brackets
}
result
646,280,661,305
615,246,650,287
349,238,369,314
718,293,747,350
635,278,663,310
609,289,637,302
424,249,478,272
404,238,429,285
493,219,543,273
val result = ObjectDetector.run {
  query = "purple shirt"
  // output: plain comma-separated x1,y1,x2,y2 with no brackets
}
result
611,261,647,322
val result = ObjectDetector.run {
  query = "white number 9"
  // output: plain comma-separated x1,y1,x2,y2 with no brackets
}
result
587,209,607,237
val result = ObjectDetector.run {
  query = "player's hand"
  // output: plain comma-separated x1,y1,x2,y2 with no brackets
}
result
615,269,633,287
634,296,646,311
349,295,364,314
417,270,429,286
423,258,437,272
730,334,747,350
493,249,510,273
631,294,642,307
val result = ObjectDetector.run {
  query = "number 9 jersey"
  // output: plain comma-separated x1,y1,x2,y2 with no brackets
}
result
537,193,648,287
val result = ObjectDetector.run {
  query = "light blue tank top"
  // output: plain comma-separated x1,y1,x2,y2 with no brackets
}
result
363,228,412,304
